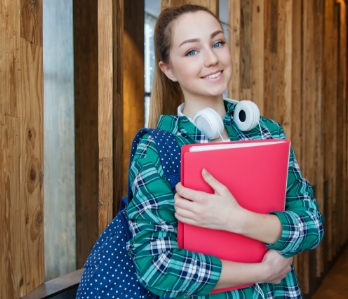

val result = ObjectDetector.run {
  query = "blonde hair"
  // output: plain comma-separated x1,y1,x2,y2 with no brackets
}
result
148,4,220,128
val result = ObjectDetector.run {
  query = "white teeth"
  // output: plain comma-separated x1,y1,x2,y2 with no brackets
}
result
205,71,221,79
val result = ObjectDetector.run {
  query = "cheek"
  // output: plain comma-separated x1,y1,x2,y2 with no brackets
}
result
176,61,199,79
222,50,232,67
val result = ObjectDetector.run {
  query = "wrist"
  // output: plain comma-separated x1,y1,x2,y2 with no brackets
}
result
226,207,251,234
257,259,270,284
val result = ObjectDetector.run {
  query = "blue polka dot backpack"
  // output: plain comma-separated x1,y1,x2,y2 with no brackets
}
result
76,129,181,299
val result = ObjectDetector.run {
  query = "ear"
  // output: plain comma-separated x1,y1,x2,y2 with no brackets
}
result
159,61,178,82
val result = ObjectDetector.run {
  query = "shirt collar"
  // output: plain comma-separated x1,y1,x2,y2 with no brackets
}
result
157,100,237,144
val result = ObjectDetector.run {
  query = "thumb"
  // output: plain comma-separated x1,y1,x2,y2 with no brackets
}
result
202,169,225,194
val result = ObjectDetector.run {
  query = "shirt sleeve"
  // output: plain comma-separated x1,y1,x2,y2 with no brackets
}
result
126,134,222,298
266,126,324,257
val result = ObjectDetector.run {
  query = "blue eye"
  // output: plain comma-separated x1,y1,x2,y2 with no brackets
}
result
186,49,198,56
213,41,225,49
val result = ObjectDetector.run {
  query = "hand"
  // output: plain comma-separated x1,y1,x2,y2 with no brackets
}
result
174,169,246,232
261,250,293,284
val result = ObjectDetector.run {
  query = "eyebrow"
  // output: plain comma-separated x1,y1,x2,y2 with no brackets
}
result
179,30,224,47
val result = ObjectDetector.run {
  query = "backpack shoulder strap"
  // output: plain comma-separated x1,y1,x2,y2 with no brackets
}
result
123,128,181,207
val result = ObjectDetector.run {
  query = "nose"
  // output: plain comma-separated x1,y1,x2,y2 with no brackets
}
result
204,48,218,67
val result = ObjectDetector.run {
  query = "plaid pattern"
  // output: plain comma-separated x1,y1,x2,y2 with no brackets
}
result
126,100,324,298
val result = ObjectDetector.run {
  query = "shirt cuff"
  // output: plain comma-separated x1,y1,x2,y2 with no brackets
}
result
266,211,299,257
196,255,222,296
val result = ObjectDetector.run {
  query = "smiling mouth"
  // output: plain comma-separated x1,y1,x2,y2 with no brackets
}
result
202,71,222,79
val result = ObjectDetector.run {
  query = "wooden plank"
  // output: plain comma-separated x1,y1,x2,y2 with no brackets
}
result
73,0,99,269
98,0,124,233
98,0,114,234
123,0,144,196
1,0,44,296
302,0,325,292
283,0,301,275
240,0,252,92
161,0,219,15
112,0,124,216
314,0,325,282
0,0,21,117
20,0,43,46
264,0,281,121
339,0,348,245
21,269,83,299
0,116,21,299
346,0,348,245
19,38,44,297
336,0,347,252
323,0,338,264
228,0,241,99
291,0,303,166
251,0,265,113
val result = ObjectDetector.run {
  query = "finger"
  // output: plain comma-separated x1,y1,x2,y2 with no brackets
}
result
175,182,183,192
175,210,199,225
174,195,195,211
202,169,228,195
176,182,207,203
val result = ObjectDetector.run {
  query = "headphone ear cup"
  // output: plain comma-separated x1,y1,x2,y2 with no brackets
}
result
193,108,224,140
250,100,260,128
234,100,260,131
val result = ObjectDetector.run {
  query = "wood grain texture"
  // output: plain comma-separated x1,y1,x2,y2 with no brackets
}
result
98,0,114,234
1,0,44,297
302,0,325,290
228,0,241,98
161,0,219,14
20,38,44,297
123,0,144,196
335,0,347,254
98,0,124,233
73,0,99,269
251,0,264,113
337,0,348,247
21,269,83,299
290,0,303,166
112,0,124,216
240,0,252,90
0,0,21,117
323,0,338,265
0,116,21,299
21,0,43,46
290,0,303,279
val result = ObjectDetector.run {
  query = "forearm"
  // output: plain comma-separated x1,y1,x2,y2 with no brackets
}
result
227,209,282,245
214,260,265,290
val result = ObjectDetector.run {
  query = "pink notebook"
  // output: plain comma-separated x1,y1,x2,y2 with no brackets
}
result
178,139,290,293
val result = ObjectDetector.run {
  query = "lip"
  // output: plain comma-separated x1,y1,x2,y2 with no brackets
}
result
201,70,223,79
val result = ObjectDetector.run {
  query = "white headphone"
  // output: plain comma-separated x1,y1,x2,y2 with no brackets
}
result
177,99,261,140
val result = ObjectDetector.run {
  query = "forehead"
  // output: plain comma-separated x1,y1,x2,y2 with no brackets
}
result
171,11,222,45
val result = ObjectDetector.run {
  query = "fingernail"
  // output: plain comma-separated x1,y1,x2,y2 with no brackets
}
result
202,168,208,175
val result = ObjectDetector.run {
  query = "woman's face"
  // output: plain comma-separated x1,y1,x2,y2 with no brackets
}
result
160,11,232,103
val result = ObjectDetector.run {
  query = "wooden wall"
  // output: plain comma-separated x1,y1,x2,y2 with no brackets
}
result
229,0,347,297
97,0,124,234
161,0,219,13
73,0,99,270
123,0,145,196
1,0,348,298
0,0,44,297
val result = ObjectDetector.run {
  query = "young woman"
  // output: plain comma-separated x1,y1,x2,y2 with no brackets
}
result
126,4,324,298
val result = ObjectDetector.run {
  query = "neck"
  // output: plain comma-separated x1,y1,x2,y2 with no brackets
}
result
182,95,226,119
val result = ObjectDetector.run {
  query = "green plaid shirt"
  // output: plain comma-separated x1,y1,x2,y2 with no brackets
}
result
127,100,324,298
